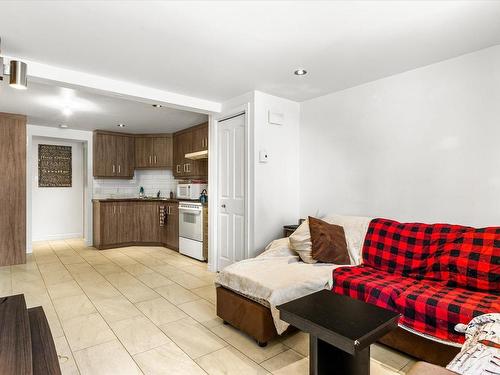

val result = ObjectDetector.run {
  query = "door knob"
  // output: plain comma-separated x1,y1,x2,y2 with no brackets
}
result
221,204,226,208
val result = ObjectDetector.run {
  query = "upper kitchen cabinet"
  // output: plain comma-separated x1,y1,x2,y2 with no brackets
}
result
191,122,209,153
173,130,192,178
93,131,135,178
135,135,173,169
173,122,208,179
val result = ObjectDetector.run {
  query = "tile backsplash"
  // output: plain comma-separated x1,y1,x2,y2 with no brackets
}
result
93,169,178,198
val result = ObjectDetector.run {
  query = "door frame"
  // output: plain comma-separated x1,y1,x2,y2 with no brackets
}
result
208,103,252,272
26,125,94,252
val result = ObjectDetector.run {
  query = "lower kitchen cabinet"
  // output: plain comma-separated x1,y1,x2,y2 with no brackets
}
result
93,200,179,250
162,202,179,250
137,202,160,244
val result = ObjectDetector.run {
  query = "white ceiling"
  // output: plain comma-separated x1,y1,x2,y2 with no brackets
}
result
1,1,500,102
0,80,207,133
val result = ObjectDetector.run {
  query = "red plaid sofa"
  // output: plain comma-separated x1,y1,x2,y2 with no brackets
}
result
332,218,500,344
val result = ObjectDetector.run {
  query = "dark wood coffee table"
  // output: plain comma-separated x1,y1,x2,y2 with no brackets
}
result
277,290,400,375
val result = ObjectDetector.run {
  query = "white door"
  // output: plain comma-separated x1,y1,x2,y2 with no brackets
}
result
218,114,246,270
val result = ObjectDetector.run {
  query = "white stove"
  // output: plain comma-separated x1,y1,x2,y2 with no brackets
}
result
178,201,205,261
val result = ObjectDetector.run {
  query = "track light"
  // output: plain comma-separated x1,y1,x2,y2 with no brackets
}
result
0,37,28,89
9,60,27,89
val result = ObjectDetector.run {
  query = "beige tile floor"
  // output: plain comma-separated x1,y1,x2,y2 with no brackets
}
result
0,239,416,375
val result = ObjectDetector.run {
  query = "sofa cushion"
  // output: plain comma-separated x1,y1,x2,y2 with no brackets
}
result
362,218,500,293
396,282,500,343
309,216,350,264
289,215,372,265
288,218,316,263
332,265,418,312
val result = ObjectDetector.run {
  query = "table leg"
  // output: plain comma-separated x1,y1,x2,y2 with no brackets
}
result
309,335,370,375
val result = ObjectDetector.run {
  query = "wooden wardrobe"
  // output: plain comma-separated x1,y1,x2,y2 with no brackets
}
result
0,113,26,266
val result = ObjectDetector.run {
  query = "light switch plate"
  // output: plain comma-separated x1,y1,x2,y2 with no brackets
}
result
268,110,284,125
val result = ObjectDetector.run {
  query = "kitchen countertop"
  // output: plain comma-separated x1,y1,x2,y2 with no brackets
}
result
92,197,200,203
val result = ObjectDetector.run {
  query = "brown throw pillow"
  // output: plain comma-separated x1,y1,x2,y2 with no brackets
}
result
308,216,350,264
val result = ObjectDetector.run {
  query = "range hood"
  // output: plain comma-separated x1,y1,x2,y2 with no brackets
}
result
185,150,208,160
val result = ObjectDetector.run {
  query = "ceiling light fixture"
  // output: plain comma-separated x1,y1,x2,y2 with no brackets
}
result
62,107,73,116
59,124,68,129
152,104,162,108
117,123,126,128
9,60,28,89
0,37,28,89
294,69,307,76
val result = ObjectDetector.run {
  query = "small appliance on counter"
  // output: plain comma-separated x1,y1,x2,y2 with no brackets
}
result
199,189,208,204
178,201,205,261
177,183,208,200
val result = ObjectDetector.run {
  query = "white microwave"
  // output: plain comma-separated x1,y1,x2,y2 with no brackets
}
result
177,183,207,200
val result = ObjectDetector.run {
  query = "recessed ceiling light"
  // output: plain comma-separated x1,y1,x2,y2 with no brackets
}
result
62,107,73,116
59,124,68,129
152,104,162,108
294,69,307,76
117,123,126,128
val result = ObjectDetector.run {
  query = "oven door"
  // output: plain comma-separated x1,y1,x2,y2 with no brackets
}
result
179,207,202,242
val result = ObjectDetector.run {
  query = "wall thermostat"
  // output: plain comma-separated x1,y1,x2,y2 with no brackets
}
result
268,110,284,125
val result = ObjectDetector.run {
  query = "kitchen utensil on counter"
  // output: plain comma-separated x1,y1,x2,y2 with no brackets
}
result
139,186,145,198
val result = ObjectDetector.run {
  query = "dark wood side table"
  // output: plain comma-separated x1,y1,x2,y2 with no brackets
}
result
283,224,299,237
277,290,400,375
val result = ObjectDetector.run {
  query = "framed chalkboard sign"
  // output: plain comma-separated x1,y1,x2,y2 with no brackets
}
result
38,144,72,187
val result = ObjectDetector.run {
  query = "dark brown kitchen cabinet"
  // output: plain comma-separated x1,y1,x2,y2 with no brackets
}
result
135,137,151,168
161,202,179,250
173,130,191,178
117,202,138,243
153,137,173,167
98,202,119,246
116,136,135,177
191,123,209,153
173,122,208,179
137,202,160,243
93,131,135,178
135,136,173,169
93,200,179,250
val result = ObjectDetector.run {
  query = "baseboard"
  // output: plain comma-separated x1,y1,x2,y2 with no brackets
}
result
32,232,83,242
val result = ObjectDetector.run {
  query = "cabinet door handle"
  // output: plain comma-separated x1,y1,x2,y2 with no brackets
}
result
154,155,157,164
149,155,152,164
112,165,116,173
176,165,181,173
118,165,121,174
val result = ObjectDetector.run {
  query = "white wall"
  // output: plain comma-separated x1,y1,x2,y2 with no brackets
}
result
253,91,300,252
27,125,93,251
299,45,500,227
212,91,300,265
32,138,84,241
